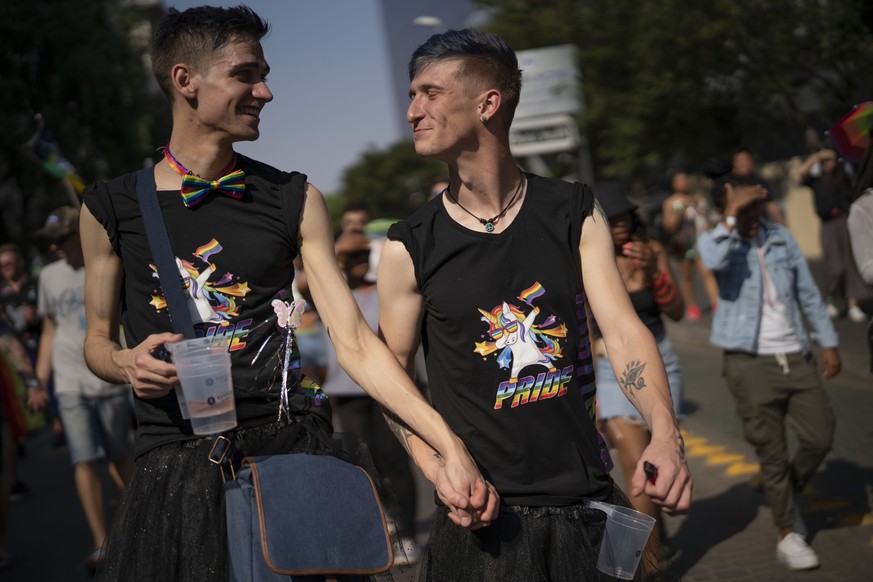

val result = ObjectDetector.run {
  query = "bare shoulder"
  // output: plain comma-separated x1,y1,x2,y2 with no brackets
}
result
378,238,418,294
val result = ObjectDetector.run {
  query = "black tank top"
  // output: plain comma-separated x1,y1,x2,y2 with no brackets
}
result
630,288,665,337
388,174,612,505
592,288,664,340
84,156,330,457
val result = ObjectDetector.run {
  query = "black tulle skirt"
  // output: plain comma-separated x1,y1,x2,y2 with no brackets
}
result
418,484,652,582
97,412,408,581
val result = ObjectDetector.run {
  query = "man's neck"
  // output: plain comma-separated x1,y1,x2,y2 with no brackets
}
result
450,150,521,204
156,131,237,189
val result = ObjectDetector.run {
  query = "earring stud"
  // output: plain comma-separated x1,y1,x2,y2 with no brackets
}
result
480,115,488,123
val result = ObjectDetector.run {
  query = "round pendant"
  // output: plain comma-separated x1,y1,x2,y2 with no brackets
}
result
484,222,495,232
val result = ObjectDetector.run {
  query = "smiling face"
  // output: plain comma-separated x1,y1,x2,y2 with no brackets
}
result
189,36,272,142
406,59,482,161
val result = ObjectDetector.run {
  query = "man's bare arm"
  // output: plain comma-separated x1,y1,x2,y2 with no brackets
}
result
582,206,692,512
298,185,482,478
80,204,181,396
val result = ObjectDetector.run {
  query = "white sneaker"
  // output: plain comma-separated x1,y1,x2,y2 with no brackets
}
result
776,532,820,570
825,302,840,319
392,538,422,567
848,305,868,323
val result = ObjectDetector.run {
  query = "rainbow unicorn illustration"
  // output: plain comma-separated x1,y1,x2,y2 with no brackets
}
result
474,282,567,383
149,238,251,325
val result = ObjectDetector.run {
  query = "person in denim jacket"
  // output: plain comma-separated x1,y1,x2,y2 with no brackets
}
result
697,175,841,572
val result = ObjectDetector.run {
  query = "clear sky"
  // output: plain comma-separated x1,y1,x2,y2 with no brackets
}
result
168,1,402,194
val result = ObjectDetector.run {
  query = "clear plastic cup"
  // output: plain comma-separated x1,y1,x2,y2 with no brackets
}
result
166,337,236,435
585,499,656,580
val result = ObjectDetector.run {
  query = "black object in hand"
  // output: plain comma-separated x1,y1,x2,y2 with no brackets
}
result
152,343,173,363
644,461,658,484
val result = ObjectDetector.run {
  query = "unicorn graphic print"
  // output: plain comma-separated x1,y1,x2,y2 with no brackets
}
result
474,282,574,410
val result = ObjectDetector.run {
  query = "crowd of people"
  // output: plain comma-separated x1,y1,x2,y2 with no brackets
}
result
0,5,871,580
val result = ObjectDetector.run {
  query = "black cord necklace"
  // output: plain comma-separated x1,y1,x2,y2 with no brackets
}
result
444,173,526,232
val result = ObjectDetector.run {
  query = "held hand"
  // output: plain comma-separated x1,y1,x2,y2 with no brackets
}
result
820,348,841,380
723,183,767,216
631,433,692,514
121,332,183,399
438,450,500,529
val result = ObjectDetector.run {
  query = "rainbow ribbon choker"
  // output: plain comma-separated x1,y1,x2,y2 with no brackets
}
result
164,143,246,208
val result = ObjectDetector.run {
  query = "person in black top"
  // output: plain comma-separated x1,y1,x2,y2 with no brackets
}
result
378,29,691,580
79,6,495,580
799,148,868,323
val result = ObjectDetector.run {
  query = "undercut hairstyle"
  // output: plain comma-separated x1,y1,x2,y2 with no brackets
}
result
409,29,523,128
150,5,270,101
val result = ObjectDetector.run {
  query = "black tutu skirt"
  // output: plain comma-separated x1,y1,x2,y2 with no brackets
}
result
97,411,409,581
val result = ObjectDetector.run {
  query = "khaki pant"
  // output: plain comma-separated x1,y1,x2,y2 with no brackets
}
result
723,351,835,529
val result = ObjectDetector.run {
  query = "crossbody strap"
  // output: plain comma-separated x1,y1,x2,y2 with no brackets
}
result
134,167,196,338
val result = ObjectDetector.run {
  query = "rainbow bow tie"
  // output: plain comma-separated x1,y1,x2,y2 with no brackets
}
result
180,170,246,208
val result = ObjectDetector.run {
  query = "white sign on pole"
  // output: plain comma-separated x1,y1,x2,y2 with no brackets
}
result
515,44,580,120
509,114,580,157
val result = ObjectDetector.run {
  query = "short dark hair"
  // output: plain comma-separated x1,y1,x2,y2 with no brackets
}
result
409,29,523,128
151,5,270,101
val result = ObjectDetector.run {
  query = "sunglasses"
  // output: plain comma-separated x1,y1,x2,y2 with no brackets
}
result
490,320,519,339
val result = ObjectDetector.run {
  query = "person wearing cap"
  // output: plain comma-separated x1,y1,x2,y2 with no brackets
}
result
592,182,686,574
31,206,133,571
377,29,690,579
697,176,840,571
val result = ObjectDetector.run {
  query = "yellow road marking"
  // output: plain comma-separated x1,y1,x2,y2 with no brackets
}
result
725,462,761,477
705,454,747,466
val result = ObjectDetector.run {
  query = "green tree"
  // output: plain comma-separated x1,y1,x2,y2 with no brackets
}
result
0,0,170,247
478,0,873,181
333,140,446,223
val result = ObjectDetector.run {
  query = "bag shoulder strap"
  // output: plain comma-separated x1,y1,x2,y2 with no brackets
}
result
134,167,196,338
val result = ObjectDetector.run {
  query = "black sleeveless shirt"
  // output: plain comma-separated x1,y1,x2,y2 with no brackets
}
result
388,174,612,506
84,155,330,457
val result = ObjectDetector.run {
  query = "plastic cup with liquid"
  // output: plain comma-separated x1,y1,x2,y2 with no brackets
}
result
166,337,236,434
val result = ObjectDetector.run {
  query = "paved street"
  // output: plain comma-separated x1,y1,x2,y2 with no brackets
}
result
4,298,872,581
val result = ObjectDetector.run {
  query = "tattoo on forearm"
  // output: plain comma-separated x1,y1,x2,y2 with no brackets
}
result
383,408,415,455
618,359,647,396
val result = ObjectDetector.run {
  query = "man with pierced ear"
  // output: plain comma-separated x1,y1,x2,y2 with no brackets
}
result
79,6,496,580
378,28,691,580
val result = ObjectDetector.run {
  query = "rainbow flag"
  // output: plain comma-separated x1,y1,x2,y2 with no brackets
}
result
26,125,85,194
195,239,223,262
518,282,545,305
